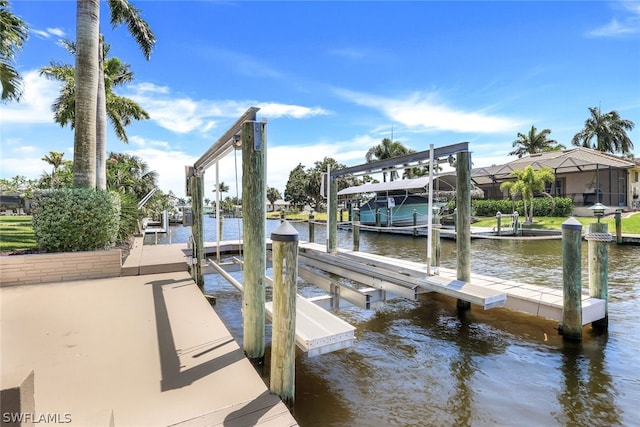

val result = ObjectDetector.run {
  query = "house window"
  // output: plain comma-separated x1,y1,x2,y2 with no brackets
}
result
545,179,564,196
635,171,639,183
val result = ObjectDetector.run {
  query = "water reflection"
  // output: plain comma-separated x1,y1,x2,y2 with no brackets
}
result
558,336,620,426
168,217,639,426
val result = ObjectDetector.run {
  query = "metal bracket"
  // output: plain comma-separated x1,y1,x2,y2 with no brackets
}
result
253,121,263,151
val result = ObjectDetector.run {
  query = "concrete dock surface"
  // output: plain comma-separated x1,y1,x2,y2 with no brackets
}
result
0,270,298,426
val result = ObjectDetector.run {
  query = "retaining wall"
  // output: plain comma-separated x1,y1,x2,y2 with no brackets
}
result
0,250,121,287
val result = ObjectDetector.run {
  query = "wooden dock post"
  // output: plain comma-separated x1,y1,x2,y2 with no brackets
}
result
376,208,381,232
353,208,360,252
328,174,338,254
586,222,611,330
496,212,502,236
190,174,204,287
308,213,315,243
561,217,583,341
269,221,299,408
413,209,418,238
614,210,622,244
456,151,471,311
242,121,266,362
432,208,441,273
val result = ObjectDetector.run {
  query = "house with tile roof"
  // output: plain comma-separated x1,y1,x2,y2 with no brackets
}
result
470,147,640,214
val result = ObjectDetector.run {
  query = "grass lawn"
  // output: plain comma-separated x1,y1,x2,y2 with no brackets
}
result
0,216,37,251
473,213,640,233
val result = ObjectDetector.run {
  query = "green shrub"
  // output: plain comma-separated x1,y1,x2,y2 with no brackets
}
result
447,197,574,217
115,192,141,244
32,188,121,252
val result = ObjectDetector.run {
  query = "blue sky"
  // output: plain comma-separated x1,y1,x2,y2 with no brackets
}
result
1,0,639,199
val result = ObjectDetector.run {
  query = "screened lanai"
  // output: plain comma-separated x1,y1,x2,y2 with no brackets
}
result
471,147,639,208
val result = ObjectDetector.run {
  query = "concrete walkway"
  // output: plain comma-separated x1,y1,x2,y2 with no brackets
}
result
0,269,298,426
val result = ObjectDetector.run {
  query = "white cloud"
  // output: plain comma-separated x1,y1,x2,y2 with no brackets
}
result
120,145,198,198
31,27,66,39
129,82,170,95
47,27,66,37
587,1,640,37
0,70,61,125
588,18,637,37
257,102,329,119
0,145,50,179
128,135,170,149
126,84,330,134
335,89,522,134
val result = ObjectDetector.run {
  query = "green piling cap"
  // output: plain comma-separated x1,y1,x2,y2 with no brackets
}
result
271,220,299,242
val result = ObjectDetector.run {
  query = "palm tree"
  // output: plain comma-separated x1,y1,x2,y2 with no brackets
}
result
500,165,555,223
74,0,155,188
572,107,635,155
212,181,230,194
509,125,564,158
41,39,150,190
267,187,281,211
40,151,71,188
365,138,413,182
41,151,66,175
106,152,157,201
0,0,28,102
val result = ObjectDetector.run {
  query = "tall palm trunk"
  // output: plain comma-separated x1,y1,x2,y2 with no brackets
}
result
96,36,107,190
73,0,100,188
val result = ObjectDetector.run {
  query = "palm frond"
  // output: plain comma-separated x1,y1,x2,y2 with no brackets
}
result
108,0,156,60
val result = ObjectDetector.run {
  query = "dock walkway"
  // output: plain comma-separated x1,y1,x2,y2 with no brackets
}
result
123,239,356,357
0,270,298,426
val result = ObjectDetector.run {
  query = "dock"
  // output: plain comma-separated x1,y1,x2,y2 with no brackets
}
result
126,238,606,326
0,270,298,426
123,238,356,357
299,242,605,325
206,256,356,357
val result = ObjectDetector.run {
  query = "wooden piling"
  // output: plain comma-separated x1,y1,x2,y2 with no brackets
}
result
190,174,204,287
269,221,299,408
328,175,338,254
496,212,502,236
561,217,583,341
376,208,381,232
413,209,418,238
353,209,360,252
456,151,471,311
242,121,266,362
432,209,441,273
614,210,622,244
587,222,610,330
308,213,315,243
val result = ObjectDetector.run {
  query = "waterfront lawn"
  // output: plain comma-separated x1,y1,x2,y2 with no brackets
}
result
473,214,640,233
0,216,37,251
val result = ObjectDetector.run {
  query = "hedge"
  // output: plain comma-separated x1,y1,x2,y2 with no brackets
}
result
447,197,573,217
32,188,121,252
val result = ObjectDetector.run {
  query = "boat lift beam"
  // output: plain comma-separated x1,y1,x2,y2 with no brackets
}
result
206,258,356,357
330,141,469,178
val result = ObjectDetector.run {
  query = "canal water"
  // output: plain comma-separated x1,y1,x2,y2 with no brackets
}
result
145,217,640,426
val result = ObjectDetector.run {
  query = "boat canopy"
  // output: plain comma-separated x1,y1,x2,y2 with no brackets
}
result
338,173,458,196
338,173,484,199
